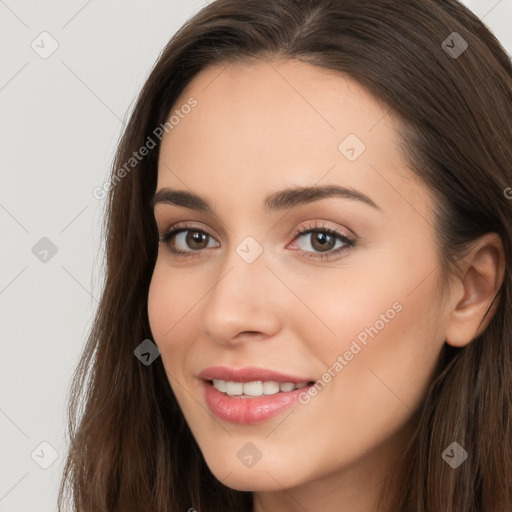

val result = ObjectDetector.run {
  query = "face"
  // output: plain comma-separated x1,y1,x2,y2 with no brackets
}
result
148,59,448,501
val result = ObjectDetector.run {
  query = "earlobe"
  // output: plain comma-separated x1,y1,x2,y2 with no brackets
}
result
445,233,505,348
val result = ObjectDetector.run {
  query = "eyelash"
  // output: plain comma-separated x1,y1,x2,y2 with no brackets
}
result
158,220,356,261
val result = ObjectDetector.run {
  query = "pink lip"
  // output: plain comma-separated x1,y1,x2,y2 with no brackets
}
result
198,366,315,424
198,365,312,384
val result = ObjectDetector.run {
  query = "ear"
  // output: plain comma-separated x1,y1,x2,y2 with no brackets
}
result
445,233,505,348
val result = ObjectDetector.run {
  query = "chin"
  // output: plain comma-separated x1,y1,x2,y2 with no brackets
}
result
202,450,308,492
213,469,292,492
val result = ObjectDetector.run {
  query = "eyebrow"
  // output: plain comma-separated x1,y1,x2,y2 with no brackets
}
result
150,184,382,213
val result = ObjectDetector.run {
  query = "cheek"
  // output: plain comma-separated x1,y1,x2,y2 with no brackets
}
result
325,283,442,435
313,287,443,479
147,261,200,363
147,265,173,347
289,242,445,434
148,256,202,336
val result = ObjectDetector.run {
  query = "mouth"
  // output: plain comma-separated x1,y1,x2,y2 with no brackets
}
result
198,366,317,424
207,378,314,398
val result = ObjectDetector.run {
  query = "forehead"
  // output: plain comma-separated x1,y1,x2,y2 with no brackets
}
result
160,58,395,160
155,59,431,222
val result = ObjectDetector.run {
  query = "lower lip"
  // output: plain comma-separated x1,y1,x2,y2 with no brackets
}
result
202,380,311,424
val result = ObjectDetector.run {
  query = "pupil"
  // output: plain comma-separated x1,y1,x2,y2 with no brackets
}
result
313,232,334,252
188,231,206,248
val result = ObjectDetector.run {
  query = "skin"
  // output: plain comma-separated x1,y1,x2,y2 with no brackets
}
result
147,59,504,512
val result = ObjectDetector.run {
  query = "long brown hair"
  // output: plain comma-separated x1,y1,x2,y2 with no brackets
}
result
58,1,512,510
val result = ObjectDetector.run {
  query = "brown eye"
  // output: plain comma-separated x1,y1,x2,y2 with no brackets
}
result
289,221,356,261
159,225,220,257
309,231,337,252
184,230,209,250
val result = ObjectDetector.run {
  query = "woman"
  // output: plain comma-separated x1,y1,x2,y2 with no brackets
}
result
59,0,512,510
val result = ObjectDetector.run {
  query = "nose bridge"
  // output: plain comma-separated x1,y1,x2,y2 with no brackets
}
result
201,238,282,343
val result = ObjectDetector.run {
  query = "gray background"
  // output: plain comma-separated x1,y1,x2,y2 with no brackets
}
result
1,1,510,510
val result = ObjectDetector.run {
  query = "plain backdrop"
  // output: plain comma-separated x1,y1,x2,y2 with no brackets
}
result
1,1,511,510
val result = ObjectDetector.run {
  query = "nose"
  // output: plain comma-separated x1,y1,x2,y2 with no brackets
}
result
201,248,283,346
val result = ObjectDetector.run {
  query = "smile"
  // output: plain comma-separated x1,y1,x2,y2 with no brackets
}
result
211,379,309,397
198,366,316,423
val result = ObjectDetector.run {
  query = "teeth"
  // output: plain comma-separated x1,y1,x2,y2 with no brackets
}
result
212,379,309,397
212,379,226,393
243,381,263,396
262,381,280,395
225,381,243,396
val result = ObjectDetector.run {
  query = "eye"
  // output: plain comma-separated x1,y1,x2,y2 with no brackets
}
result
288,220,356,261
159,222,219,258
158,220,356,261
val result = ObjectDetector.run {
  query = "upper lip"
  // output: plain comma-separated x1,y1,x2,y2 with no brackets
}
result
198,365,314,384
